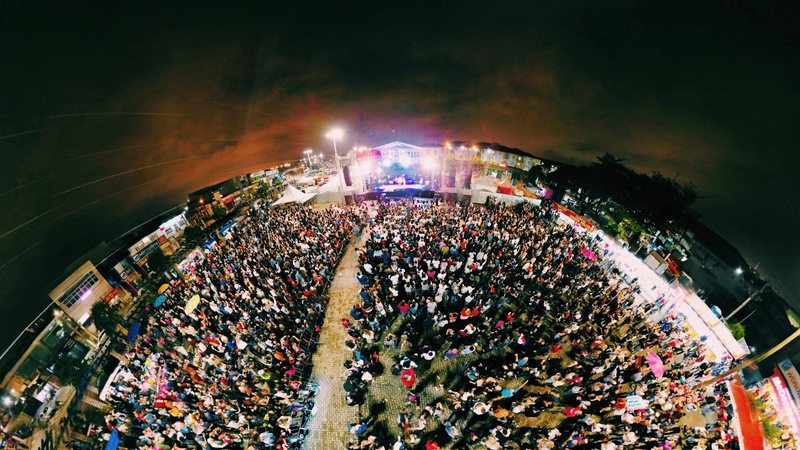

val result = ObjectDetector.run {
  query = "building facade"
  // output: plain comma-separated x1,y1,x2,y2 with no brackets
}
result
48,261,126,341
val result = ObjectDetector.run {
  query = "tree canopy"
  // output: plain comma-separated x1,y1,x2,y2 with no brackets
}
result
90,301,122,338
146,248,170,274
545,153,697,230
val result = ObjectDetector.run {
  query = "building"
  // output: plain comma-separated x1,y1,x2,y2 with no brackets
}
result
0,308,86,450
48,260,128,342
125,213,188,267
186,175,253,226
445,141,541,182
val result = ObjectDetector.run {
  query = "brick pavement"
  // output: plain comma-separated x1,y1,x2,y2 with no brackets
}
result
303,236,364,450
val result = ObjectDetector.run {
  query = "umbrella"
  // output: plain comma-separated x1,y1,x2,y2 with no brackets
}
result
152,294,167,308
581,248,597,261
400,368,416,388
157,284,170,294
185,294,201,314
647,352,665,378
126,322,142,343
104,429,120,450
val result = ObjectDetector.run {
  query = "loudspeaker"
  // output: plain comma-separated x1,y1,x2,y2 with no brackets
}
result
343,165,352,186
464,168,473,189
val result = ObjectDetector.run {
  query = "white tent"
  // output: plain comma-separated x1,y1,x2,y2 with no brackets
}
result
271,184,316,206
471,174,500,192
471,174,513,192
291,175,316,185
317,174,341,193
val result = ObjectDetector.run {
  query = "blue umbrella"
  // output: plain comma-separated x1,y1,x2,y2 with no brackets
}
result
126,322,142,343
152,294,167,308
104,429,120,450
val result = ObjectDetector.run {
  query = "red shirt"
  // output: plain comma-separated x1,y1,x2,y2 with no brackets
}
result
401,368,416,388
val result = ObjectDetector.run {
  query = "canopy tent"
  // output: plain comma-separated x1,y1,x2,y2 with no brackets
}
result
291,175,316,185
471,174,500,192
317,174,341,193
471,174,513,193
271,184,317,206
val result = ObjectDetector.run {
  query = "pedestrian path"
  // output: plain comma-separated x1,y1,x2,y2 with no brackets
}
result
303,236,364,450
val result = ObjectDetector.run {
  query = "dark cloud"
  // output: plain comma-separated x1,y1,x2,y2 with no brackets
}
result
0,1,799,349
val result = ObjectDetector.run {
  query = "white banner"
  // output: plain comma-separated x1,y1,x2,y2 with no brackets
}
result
626,394,649,410
778,359,800,408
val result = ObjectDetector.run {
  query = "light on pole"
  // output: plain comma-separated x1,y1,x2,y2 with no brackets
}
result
325,128,344,159
325,128,345,196
725,284,769,321
303,148,313,168
702,324,800,387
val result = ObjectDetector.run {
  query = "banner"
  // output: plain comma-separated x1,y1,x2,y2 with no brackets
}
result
625,394,649,410
769,372,800,439
778,359,800,409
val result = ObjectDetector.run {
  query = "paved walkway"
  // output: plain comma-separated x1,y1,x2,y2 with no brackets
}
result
303,236,363,450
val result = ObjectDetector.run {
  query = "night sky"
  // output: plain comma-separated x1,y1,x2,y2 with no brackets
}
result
1,2,799,350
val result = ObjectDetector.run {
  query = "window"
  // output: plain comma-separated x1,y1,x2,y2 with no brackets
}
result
60,272,99,309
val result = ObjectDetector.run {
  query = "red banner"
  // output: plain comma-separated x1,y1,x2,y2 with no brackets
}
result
553,203,595,232
104,287,121,302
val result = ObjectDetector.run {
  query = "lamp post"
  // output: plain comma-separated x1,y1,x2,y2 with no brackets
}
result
325,128,345,196
725,284,769,321
325,128,344,159
701,325,800,387
303,149,313,168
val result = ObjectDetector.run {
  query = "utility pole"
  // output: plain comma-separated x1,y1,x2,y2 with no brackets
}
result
701,326,800,387
725,284,769,321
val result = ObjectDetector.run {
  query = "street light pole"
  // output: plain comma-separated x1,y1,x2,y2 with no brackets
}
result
725,284,769,321
325,128,345,196
701,325,800,387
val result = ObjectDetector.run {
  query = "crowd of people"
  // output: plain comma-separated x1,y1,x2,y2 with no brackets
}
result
342,199,738,450
94,195,743,450
101,204,358,450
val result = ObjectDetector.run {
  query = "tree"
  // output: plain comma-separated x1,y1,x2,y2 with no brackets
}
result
524,164,547,185
212,204,228,218
146,248,170,274
183,225,204,246
542,153,698,231
53,359,84,386
91,302,122,339
256,183,270,199
728,322,746,341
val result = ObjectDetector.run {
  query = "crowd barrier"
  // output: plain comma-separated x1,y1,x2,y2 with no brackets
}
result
284,235,351,446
